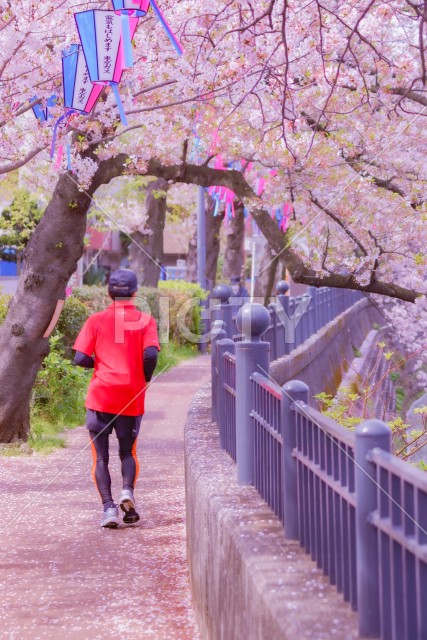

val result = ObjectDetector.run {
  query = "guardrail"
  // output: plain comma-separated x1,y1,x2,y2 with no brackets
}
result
211,295,427,640
210,281,364,360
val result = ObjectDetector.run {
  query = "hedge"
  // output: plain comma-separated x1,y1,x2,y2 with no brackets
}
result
0,281,207,354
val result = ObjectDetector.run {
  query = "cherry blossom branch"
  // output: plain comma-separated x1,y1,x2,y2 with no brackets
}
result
0,145,47,175
309,193,369,256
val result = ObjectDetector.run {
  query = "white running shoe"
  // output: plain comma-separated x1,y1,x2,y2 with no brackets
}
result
100,505,119,528
119,489,136,511
119,489,140,524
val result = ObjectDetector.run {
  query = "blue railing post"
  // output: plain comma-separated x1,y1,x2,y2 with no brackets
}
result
211,284,233,339
235,304,270,485
275,280,290,357
211,320,226,423
216,338,235,450
301,292,311,342
281,379,309,540
198,298,208,354
307,286,317,335
355,419,391,638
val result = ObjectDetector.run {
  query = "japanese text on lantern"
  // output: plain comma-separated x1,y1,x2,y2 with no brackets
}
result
105,15,113,52
77,87,87,105
103,15,114,75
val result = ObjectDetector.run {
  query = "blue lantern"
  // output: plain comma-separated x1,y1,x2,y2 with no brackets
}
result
31,95,57,122
62,44,104,114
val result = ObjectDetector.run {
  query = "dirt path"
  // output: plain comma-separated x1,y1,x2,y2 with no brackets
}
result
0,355,211,640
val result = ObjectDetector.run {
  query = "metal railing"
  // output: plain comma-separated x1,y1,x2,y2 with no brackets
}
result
213,285,364,359
366,448,427,639
251,372,283,521
292,403,357,610
218,350,237,461
210,292,427,639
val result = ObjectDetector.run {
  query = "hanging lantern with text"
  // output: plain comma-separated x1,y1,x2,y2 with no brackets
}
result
74,9,139,126
112,0,149,68
111,0,183,58
62,44,104,114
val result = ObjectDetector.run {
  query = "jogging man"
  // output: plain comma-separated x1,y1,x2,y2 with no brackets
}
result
73,268,160,528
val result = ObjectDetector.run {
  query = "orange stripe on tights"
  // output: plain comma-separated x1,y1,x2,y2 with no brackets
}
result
89,436,102,498
132,438,140,486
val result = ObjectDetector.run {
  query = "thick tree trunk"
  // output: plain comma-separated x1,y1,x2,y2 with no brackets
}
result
129,178,168,288
0,156,127,442
254,242,277,303
253,242,288,303
206,199,224,290
186,197,224,289
222,203,245,280
186,230,197,283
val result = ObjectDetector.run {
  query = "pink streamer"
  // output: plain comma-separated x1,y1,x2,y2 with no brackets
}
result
55,145,64,170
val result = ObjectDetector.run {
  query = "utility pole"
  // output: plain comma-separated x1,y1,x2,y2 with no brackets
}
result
197,186,206,289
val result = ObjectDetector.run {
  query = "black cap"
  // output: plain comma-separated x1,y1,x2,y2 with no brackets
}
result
230,275,241,284
108,269,138,296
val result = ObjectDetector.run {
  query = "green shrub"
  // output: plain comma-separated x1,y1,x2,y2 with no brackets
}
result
83,265,106,286
55,296,89,358
159,280,207,345
74,282,208,346
32,334,89,427
0,294,10,323
72,285,111,313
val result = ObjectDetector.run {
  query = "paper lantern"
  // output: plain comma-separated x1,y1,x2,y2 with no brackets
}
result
31,95,56,122
112,0,150,17
74,10,138,83
74,10,139,125
62,44,104,114
114,0,184,57
112,0,149,68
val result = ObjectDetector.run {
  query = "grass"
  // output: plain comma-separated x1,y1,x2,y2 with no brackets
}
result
2,342,199,456
28,414,71,454
157,341,199,372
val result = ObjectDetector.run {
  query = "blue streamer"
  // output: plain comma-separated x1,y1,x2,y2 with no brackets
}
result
111,83,128,126
150,0,183,56
66,143,72,170
121,14,134,68
50,109,78,159
213,198,220,217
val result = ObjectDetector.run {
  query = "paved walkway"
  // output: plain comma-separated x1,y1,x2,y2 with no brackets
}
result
0,355,211,640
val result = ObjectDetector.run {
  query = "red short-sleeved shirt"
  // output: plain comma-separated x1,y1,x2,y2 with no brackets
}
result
73,301,160,416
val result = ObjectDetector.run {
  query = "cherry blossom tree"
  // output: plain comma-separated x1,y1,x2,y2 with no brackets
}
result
0,0,426,440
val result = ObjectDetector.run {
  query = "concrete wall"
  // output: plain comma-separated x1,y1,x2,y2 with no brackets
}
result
185,386,359,640
270,298,383,400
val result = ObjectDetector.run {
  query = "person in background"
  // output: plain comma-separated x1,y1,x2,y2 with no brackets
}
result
73,269,160,528
229,275,249,304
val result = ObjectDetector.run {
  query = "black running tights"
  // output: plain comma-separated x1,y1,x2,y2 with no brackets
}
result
89,431,139,508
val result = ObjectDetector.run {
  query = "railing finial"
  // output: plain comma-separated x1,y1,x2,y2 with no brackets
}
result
275,280,289,295
212,284,232,303
236,303,270,342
